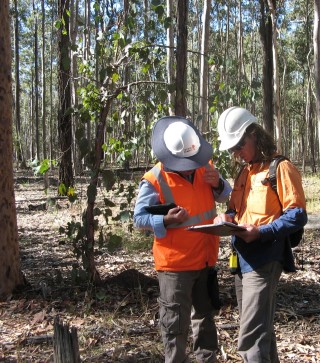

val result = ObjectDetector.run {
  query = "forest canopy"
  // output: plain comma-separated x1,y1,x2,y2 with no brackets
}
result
10,0,320,178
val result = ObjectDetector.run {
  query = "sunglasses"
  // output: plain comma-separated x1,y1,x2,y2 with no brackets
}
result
228,136,247,153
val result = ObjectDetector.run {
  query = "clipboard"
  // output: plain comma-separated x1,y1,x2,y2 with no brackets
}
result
145,203,177,215
186,221,246,236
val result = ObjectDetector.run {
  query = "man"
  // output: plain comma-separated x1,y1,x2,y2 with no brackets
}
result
134,116,231,363
215,106,308,362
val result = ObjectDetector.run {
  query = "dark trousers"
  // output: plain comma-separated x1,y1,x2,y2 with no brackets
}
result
158,268,218,363
235,261,282,363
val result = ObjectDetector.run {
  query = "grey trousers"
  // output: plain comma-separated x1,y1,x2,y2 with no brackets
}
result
235,261,282,363
158,268,218,363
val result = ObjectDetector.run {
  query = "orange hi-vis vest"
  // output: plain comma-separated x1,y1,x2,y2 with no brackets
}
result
143,162,220,271
229,159,306,226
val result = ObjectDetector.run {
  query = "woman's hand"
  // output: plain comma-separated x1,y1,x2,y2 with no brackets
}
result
214,213,234,224
163,206,189,226
234,223,260,243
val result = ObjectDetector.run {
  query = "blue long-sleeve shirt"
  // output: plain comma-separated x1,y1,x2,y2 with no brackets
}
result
233,207,307,273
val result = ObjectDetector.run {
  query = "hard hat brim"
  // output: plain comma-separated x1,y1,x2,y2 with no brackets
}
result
218,129,246,151
152,116,213,171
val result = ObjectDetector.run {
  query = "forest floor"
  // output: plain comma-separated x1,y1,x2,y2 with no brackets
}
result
0,173,320,363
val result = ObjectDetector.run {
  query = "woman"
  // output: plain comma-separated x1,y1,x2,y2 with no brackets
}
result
215,106,308,363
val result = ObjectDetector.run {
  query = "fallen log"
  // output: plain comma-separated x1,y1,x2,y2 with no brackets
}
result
217,323,239,330
296,308,320,316
20,335,53,345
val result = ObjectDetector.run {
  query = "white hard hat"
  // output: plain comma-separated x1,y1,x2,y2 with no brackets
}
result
151,116,213,171
163,122,200,157
217,106,257,151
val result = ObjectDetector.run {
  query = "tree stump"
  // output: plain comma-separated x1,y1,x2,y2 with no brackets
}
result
53,316,81,363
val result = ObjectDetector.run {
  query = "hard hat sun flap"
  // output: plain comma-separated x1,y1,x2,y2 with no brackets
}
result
217,106,257,151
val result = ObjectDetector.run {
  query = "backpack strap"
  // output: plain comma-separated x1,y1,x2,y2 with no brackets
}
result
266,155,289,196
260,155,290,212
266,155,304,248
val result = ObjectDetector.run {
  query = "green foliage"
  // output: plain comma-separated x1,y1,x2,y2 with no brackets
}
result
58,183,67,196
150,0,165,19
58,183,77,201
59,218,86,260
106,233,123,253
71,266,89,284
103,137,137,164
101,170,116,190
124,231,153,252
60,178,138,268
30,158,57,175
78,85,101,114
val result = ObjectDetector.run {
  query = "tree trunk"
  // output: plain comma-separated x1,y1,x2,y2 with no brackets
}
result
199,0,210,133
259,0,274,135
0,0,25,300
58,0,74,191
85,102,114,284
49,1,56,163
14,0,23,165
84,0,91,151
267,0,282,153
122,0,131,171
41,0,48,189
306,0,316,171
70,0,80,174
237,1,248,102
314,0,320,165
223,2,230,96
166,0,175,115
306,74,316,171
281,61,289,156
31,71,35,158
41,0,47,160
175,0,188,116
33,0,40,159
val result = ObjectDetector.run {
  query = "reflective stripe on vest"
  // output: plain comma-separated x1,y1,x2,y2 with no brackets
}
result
149,165,216,229
150,165,175,203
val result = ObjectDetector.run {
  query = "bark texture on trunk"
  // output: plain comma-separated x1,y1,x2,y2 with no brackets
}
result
53,317,80,363
259,0,274,135
58,0,74,190
0,0,25,300
175,0,188,116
